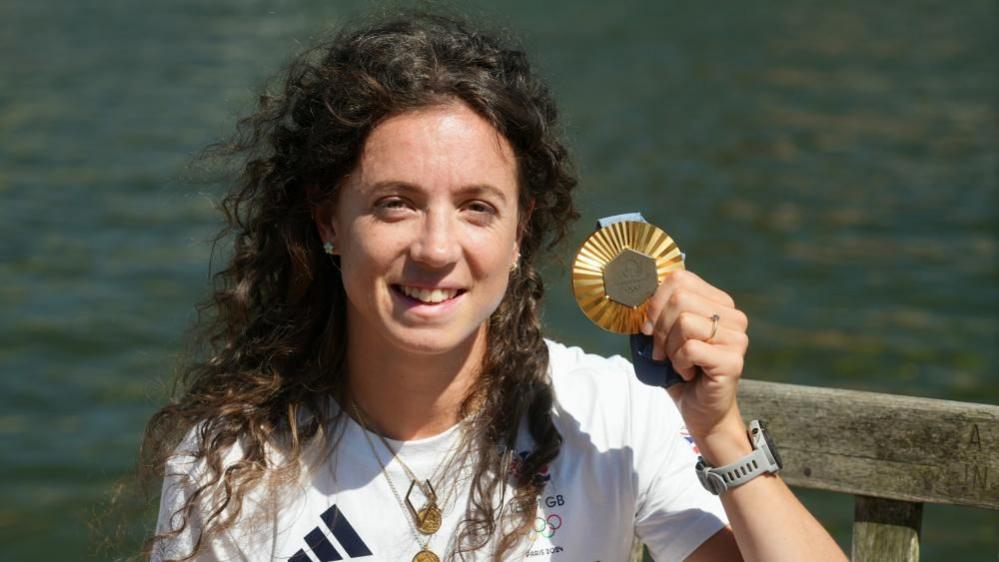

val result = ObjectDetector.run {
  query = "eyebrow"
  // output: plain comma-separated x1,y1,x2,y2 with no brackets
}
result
365,181,510,204
457,183,510,204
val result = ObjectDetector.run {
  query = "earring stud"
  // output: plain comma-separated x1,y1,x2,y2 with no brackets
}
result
323,241,335,255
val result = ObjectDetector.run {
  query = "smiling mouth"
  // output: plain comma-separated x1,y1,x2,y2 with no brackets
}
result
393,285,466,304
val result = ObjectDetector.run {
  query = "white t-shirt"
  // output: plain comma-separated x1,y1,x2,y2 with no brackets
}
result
154,339,728,562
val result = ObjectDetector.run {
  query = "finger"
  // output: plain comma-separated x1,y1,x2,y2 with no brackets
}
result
643,271,682,334
672,339,745,380
651,314,669,361
644,276,747,338
665,312,726,360
660,289,747,334
663,311,701,363
650,307,705,362
650,294,746,362
665,335,704,380
645,271,736,330
675,270,737,309
667,349,699,382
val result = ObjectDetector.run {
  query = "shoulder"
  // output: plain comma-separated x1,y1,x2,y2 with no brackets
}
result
163,423,247,477
544,338,685,447
158,423,247,527
155,422,291,560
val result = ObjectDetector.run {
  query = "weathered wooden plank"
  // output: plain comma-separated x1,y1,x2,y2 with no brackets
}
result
738,380,999,509
852,496,922,562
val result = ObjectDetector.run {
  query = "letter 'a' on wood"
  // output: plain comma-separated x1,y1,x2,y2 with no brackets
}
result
572,220,685,334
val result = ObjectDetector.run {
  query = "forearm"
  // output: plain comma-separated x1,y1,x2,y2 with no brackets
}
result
695,414,847,562
639,269,846,560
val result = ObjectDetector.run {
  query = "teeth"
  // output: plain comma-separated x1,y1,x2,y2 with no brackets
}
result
400,286,458,304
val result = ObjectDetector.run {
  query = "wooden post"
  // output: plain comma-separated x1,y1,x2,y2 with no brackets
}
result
852,496,922,562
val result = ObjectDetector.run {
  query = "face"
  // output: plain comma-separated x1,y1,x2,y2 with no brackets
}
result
316,102,521,357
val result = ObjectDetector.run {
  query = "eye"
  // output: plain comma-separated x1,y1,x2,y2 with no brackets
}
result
373,196,413,216
465,200,497,216
377,197,407,209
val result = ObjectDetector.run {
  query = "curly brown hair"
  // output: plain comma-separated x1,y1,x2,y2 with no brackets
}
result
140,11,579,561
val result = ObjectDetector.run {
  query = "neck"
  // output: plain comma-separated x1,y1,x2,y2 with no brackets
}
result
345,328,486,441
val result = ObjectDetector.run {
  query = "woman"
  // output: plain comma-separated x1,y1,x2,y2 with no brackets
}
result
146,12,847,562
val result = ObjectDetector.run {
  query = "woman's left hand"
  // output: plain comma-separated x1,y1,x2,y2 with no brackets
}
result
641,270,750,442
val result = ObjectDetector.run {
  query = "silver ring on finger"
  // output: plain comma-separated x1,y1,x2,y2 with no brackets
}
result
707,313,721,342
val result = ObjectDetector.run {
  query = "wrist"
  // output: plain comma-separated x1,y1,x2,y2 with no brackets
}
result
692,414,752,467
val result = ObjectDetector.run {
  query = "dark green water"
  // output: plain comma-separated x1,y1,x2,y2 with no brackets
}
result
2,0,996,559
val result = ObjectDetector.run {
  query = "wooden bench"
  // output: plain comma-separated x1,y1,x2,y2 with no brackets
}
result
632,380,999,561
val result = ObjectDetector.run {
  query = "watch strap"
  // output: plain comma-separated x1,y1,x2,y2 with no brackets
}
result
695,420,781,495
698,447,770,494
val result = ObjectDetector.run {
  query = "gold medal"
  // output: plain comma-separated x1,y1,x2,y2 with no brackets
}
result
572,218,684,334
413,548,440,562
415,503,442,534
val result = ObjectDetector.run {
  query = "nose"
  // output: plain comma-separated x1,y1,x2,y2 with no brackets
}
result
410,210,461,268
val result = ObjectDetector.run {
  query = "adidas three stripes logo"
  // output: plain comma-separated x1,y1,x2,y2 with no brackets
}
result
289,505,373,561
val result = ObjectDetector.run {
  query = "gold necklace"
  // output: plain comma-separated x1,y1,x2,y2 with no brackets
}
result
353,402,468,535
375,433,451,535
352,402,448,562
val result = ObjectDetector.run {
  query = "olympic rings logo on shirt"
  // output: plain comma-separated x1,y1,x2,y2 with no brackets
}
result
530,513,562,539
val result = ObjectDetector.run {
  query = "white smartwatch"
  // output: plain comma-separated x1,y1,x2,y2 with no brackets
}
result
695,420,783,495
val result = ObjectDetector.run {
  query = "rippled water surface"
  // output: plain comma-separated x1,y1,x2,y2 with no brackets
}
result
2,0,996,559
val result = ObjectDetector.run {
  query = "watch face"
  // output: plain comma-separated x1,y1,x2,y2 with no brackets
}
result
762,428,783,469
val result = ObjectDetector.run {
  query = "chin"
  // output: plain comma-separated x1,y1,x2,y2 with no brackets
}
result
386,324,484,356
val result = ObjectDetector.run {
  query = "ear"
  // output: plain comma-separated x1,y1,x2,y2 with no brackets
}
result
309,186,339,255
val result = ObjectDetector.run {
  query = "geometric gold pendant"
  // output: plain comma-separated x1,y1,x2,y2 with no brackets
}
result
405,479,442,535
572,220,685,334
